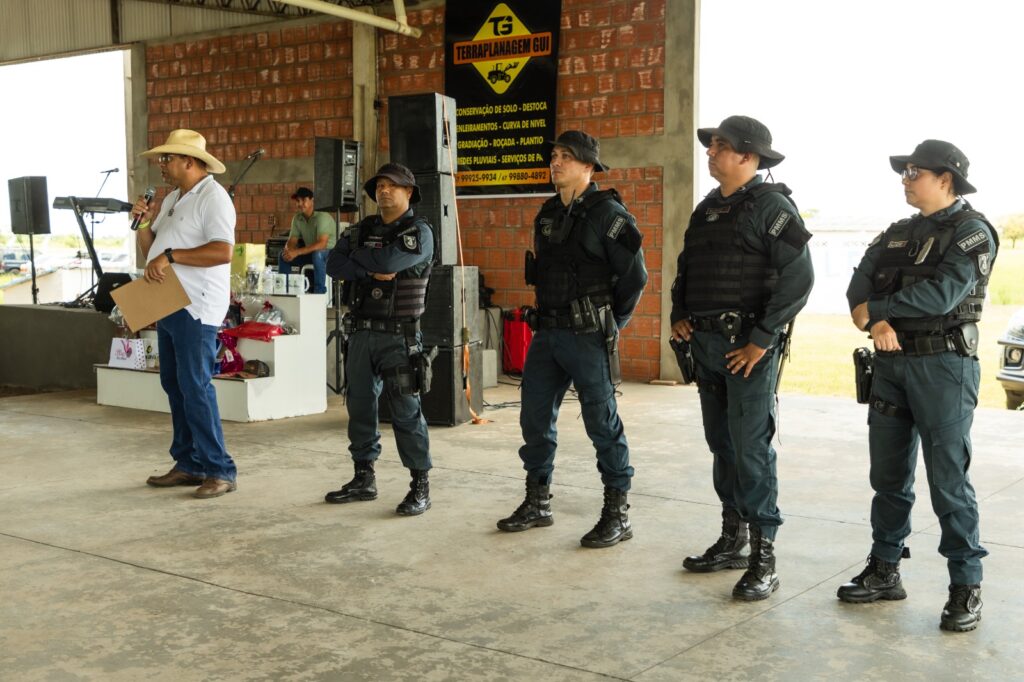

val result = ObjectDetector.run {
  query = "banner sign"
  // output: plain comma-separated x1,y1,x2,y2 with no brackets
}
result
445,0,562,196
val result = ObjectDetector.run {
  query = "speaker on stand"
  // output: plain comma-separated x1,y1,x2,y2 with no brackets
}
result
8,176,51,305
314,137,362,395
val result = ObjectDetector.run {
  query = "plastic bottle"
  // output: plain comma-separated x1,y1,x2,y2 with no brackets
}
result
262,265,275,295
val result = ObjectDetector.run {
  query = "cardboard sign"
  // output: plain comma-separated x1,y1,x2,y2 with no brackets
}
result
110,266,191,332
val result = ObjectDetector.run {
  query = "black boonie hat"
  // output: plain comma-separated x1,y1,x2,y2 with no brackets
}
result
697,115,785,169
542,131,609,172
888,139,976,195
363,163,421,204
290,186,314,200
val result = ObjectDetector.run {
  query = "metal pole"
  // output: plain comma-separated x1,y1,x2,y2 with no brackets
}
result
272,0,422,37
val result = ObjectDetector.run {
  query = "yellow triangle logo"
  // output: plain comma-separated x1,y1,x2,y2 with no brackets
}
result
451,3,553,95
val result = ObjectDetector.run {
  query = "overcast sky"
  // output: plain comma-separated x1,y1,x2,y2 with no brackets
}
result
2,1,1023,240
699,0,1024,227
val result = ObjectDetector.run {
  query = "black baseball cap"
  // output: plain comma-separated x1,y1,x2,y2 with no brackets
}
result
889,139,976,194
697,115,785,169
542,131,609,172
291,186,314,200
363,163,421,204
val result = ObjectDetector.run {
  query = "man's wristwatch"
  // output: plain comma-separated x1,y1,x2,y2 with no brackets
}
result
164,248,175,264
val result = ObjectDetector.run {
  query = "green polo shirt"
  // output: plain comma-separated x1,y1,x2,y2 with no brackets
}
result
289,210,336,249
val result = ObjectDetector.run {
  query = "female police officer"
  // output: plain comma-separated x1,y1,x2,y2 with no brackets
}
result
841,140,998,632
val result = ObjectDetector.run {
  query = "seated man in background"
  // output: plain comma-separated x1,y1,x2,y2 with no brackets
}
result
278,186,335,293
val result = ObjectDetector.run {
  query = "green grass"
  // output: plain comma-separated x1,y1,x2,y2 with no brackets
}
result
989,246,1024,305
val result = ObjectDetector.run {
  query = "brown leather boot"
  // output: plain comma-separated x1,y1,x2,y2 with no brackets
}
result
147,468,205,487
193,478,237,499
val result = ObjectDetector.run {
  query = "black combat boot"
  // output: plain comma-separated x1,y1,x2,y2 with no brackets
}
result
580,487,633,548
682,507,749,572
324,460,378,503
396,469,431,516
940,584,982,632
732,525,779,601
497,478,553,532
837,555,907,603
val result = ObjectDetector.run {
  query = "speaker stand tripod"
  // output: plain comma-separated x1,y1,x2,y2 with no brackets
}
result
326,207,353,395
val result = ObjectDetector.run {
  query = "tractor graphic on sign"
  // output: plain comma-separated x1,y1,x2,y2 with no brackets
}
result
487,62,519,84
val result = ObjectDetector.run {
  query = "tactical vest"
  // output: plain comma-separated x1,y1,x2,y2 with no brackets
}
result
872,203,998,334
533,189,619,312
344,215,431,321
683,183,792,315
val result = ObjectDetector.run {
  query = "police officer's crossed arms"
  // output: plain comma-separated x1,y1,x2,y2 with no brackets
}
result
670,116,813,603
323,163,437,518
840,140,997,633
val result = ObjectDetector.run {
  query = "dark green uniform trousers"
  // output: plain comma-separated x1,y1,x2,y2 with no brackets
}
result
868,351,987,585
692,330,782,540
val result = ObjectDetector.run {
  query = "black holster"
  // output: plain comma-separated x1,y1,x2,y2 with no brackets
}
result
950,322,979,357
854,347,874,404
604,307,621,385
415,345,439,394
670,337,697,385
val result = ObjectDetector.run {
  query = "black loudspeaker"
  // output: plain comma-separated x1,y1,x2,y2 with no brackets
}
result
265,235,289,266
414,172,457,265
94,273,133,313
388,93,457,174
421,266,480,347
378,342,484,426
8,176,51,235
314,137,361,212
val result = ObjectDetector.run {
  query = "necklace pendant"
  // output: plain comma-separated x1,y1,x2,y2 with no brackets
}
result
168,208,174,217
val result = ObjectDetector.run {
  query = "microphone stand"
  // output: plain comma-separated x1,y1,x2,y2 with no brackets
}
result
227,155,262,199
96,169,117,197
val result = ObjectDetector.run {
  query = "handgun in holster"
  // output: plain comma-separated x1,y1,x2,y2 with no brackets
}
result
853,347,875,404
604,308,622,385
415,345,440,394
669,337,697,385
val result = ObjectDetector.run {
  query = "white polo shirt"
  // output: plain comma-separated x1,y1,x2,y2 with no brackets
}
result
147,175,236,326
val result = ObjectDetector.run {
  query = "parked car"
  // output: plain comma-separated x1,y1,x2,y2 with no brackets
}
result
2,249,30,273
996,306,1024,410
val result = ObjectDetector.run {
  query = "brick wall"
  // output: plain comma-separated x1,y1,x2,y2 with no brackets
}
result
145,22,355,243
145,0,666,380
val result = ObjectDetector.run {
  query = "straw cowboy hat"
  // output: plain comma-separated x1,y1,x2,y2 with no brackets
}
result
140,129,227,174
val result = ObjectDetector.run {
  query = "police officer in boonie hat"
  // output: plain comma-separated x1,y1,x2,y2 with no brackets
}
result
840,139,997,632
696,115,786,170
671,114,813,601
363,162,422,204
496,129,647,549
325,161,435,517
888,139,977,195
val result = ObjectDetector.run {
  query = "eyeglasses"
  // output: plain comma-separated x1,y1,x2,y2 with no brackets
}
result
901,166,934,181
157,154,184,164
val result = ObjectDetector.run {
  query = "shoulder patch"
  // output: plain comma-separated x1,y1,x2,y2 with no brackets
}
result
977,252,991,276
767,211,793,238
607,215,627,240
956,229,989,253
401,234,420,253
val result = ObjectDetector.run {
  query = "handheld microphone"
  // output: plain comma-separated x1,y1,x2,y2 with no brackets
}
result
245,148,265,160
101,167,120,174
130,187,156,231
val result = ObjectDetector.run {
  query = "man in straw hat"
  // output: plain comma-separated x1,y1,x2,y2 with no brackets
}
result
840,140,998,632
131,128,238,499
324,163,436,516
670,115,813,600
496,130,648,549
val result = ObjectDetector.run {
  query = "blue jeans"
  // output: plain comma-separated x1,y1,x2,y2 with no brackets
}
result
156,309,236,481
345,329,431,471
279,250,328,294
518,328,633,491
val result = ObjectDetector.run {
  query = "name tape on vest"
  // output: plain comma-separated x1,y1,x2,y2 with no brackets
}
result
768,211,792,237
956,229,989,253
607,216,627,240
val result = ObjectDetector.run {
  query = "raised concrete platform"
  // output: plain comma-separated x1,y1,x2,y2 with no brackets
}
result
1,383,1022,679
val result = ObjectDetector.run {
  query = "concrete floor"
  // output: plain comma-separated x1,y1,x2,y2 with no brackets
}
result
1,381,1022,681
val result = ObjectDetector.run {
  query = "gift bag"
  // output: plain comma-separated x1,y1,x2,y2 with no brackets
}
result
109,338,147,370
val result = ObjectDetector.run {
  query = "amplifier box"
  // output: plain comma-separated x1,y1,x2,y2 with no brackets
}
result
421,266,479,347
